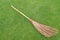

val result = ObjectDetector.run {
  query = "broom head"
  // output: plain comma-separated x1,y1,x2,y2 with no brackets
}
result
29,19,58,37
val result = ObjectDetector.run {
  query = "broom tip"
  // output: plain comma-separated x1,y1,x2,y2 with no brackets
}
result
46,29,58,38
41,27,59,38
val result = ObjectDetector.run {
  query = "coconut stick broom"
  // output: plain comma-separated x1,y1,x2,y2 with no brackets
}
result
11,5,58,37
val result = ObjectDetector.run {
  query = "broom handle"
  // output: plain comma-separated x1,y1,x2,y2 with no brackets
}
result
11,5,31,20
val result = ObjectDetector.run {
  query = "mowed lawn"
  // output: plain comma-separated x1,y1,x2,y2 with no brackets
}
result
0,0,60,40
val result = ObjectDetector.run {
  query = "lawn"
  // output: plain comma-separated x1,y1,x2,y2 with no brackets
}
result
0,0,60,40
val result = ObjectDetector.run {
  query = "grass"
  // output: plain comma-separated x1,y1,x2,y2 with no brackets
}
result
0,0,60,40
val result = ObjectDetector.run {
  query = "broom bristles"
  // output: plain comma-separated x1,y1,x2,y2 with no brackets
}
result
29,19,58,37
11,5,58,37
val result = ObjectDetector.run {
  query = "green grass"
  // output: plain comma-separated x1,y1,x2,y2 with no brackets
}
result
0,0,60,40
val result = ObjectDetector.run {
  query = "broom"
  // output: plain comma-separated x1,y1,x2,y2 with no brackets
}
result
11,5,58,37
